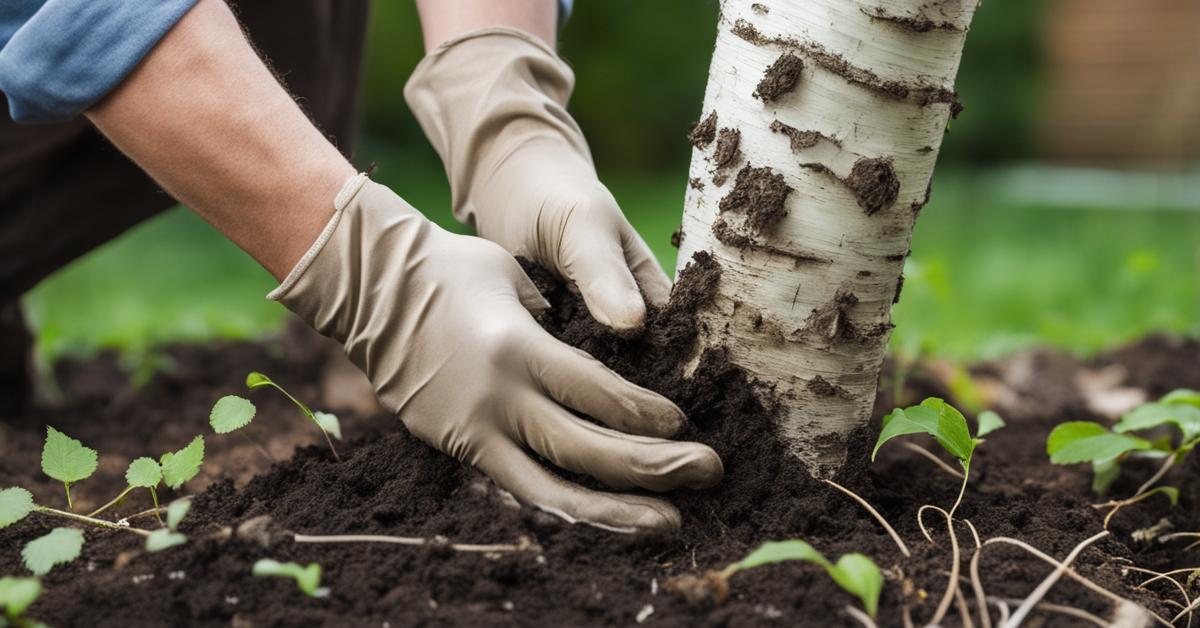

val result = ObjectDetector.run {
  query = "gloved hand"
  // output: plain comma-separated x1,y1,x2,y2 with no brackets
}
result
270,174,723,533
405,27,670,332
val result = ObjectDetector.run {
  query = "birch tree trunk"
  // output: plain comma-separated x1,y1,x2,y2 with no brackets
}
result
676,0,979,476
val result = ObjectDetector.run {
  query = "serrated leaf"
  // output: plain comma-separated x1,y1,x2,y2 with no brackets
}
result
976,410,1006,438
1115,402,1200,444
145,529,187,553
0,488,34,529
1162,389,1200,409
246,372,273,390
0,576,40,617
210,396,256,434
252,559,326,597
873,398,974,464
830,554,883,617
41,427,98,484
125,457,162,488
160,436,205,490
313,412,342,441
1047,422,1151,464
166,498,191,531
22,528,84,575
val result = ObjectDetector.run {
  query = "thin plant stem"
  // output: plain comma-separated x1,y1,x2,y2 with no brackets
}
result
1096,488,1177,530
87,485,135,517
901,442,964,479
1003,530,1108,628
238,430,275,464
982,537,1171,627
63,482,73,512
844,605,877,628
986,597,1105,627
292,533,533,554
1135,454,1176,497
822,479,910,557
1124,566,1192,628
268,382,341,462
902,605,914,628
150,487,163,526
949,463,970,519
33,506,151,537
917,505,978,548
1093,455,1177,529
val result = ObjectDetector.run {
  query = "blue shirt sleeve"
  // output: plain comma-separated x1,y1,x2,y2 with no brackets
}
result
0,0,198,123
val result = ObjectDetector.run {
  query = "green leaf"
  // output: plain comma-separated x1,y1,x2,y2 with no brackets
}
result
0,576,40,618
1161,389,1200,409
21,528,84,575
1147,486,1180,506
145,529,187,553
1115,402,1200,444
729,541,880,616
252,559,327,597
41,427,98,484
830,554,883,617
125,457,162,488
731,540,830,572
246,372,273,390
1046,422,1151,464
166,498,191,531
976,410,1006,438
0,488,35,529
160,436,205,490
873,398,975,464
1092,458,1121,495
313,412,342,441
210,396,256,434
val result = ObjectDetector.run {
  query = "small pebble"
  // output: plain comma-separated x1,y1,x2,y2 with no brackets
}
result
501,601,514,611
225,596,239,605
636,605,654,624
650,578,658,596
168,570,185,580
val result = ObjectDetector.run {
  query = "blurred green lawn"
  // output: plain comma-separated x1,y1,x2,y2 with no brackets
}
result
23,137,1200,370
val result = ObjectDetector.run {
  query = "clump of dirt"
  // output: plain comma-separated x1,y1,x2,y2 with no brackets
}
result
845,157,900,215
713,128,742,170
802,284,861,342
718,165,791,234
688,112,718,148
806,375,846,398
770,120,840,151
754,53,805,103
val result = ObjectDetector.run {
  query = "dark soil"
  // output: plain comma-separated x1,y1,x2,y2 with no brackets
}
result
688,112,718,148
2,259,1198,627
713,129,742,171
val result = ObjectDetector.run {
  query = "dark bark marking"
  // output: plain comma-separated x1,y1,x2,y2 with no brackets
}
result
845,157,900,215
770,120,841,151
754,53,805,103
688,112,717,148
713,128,742,170
719,165,790,233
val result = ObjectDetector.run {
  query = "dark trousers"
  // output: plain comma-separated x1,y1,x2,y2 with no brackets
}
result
0,0,371,406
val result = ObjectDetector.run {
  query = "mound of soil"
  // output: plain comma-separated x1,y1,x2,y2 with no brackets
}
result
1,259,1198,627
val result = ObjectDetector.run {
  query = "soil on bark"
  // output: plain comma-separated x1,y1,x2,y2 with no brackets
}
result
2,258,1198,627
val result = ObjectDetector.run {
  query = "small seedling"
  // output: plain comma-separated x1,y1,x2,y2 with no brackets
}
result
145,498,192,553
160,436,205,490
21,528,84,576
665,540,881,616
873,397,1004,516
0,576,42,627
1046,388,1200,494
88,436,204,525
217,372,341,461
40,427,97,511
252,559,328,598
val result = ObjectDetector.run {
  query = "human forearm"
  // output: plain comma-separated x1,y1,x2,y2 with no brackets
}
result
85,0,354,279
414,0,557,51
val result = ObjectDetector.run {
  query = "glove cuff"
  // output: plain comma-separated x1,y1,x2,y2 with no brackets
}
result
266,172,370,302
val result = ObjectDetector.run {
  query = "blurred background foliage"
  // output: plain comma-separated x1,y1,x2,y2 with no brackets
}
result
23,0,1199,373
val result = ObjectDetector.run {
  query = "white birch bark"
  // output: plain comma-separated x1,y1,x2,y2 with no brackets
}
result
676,0,980,476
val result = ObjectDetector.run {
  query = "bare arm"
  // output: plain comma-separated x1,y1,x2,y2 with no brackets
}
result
85,0,354,280
414,0,557,51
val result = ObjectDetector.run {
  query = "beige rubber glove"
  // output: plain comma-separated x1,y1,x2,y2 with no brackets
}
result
269,174,723,533
404,27,671,332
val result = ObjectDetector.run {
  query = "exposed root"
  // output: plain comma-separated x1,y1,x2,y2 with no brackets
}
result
987,597,1107,627
981,536,1172,627
1093,456,1177,529
1004,530,1109,627
1123,566,1192,628
822,479,911,557
955,585,976,628
922,505,961,626
293,532,537,554
33,505,152,537
971,547,992,628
